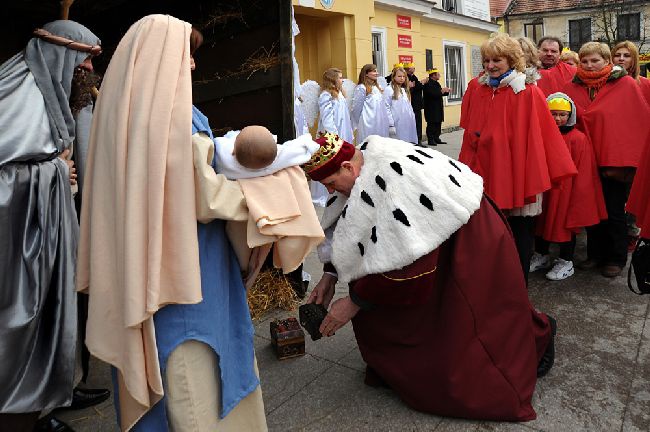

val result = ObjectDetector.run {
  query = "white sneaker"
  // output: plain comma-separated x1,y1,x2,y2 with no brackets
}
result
546,259,575,281
530,253,552,272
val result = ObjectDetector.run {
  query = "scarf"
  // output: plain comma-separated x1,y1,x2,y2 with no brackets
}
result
575,63,613,98
489,68,514,87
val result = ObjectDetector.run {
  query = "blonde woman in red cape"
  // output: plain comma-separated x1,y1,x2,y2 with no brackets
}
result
459,33,576,283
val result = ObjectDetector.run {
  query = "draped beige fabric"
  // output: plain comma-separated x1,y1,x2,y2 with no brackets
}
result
238,166,325,273
76,15,200,431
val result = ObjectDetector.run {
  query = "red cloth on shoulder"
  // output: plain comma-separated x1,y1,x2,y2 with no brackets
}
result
459,82,577,210
627,139,650,234
349,197,551,421
538,62,577,96
536,129,607,242
563,75,650,168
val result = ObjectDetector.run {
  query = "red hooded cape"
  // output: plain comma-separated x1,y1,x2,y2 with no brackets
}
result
459,80,577,210
627,138,650,234
536,128,607,242
563,75,650,168
349,197,552,421
538,62,577,96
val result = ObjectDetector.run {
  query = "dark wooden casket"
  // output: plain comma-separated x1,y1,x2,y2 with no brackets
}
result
270,317,305,360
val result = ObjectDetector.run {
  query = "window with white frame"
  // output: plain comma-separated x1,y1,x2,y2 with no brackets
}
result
444,43,465,102
371,28,388,77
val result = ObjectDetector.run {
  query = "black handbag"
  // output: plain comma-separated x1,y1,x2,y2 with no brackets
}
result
628,238,650,295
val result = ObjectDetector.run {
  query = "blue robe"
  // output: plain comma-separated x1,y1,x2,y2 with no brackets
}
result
114,106,258,430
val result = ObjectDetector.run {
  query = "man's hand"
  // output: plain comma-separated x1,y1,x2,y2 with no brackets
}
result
408,80,415,88
442,87,452,93
420,76,429,84
319,296,360,337
307,273,337,308
59,149,77,185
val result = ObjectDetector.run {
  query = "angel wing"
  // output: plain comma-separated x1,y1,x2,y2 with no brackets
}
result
341,78,356,112
377,76,388,91
299,80,321,128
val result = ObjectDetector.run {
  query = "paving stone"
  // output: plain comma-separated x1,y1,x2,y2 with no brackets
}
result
266,364,432,431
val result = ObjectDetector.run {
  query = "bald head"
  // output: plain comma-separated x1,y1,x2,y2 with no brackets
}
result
234,125,277,169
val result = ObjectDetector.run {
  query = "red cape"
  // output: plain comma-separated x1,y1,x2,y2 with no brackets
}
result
536,129,607,242
627,137,650,234
563,75,650,168
459,81,577,210
538,62,577,96
349,197,551,421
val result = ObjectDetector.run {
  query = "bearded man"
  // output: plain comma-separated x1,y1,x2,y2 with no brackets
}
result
0,20,107,432
303,133,556,421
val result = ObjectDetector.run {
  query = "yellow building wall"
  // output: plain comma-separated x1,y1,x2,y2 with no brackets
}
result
293,0,494,129
372,7,491,128
293,0,374,83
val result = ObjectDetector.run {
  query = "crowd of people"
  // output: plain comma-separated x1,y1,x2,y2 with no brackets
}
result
1,11,650,432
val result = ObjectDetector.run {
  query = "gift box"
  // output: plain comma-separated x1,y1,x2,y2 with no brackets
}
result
270,317,305,360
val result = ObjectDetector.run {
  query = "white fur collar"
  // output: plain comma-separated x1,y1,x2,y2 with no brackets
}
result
320,136,483,283
479,70,527,94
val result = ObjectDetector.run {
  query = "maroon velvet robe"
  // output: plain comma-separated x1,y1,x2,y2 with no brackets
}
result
348,197,552,421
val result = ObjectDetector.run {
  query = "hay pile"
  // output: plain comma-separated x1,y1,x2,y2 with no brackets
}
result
247,269,300,321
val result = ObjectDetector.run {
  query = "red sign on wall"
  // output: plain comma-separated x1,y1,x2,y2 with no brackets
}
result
397,15,411,29
397,34,412,48
399,55,413,64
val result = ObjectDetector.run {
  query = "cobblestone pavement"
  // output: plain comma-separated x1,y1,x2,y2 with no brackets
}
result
58,130,650,431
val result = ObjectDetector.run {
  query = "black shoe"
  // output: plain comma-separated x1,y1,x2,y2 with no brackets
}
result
33,415,74,432
66,387,111,410
537,315,556,378
434,140,447,144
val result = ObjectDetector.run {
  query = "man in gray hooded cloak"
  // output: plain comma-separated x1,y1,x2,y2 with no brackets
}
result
0,20,101,431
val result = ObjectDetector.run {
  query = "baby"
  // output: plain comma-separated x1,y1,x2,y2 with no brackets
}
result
214,126,317,180
233,125,278,170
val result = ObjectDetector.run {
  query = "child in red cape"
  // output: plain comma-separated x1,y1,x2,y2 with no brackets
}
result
531,93,607,280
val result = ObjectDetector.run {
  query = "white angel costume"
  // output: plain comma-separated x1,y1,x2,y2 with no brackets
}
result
383,86,418,144
351,84,394,144
317,90,353,143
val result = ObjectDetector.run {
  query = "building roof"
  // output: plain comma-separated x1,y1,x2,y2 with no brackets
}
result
504,0,643,16
490,0,512,18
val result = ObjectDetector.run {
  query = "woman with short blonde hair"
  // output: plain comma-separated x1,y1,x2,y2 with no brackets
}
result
460,33,576,282
562,39,650,277
351,63,395,142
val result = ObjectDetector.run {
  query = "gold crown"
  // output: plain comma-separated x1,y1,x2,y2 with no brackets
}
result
427,68,439,74
562,47,571,53
403,62,414,68
393,62,405,69
303,132,343,173
547,97,572,112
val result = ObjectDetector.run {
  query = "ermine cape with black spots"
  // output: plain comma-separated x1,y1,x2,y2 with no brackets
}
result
320,135,483,283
